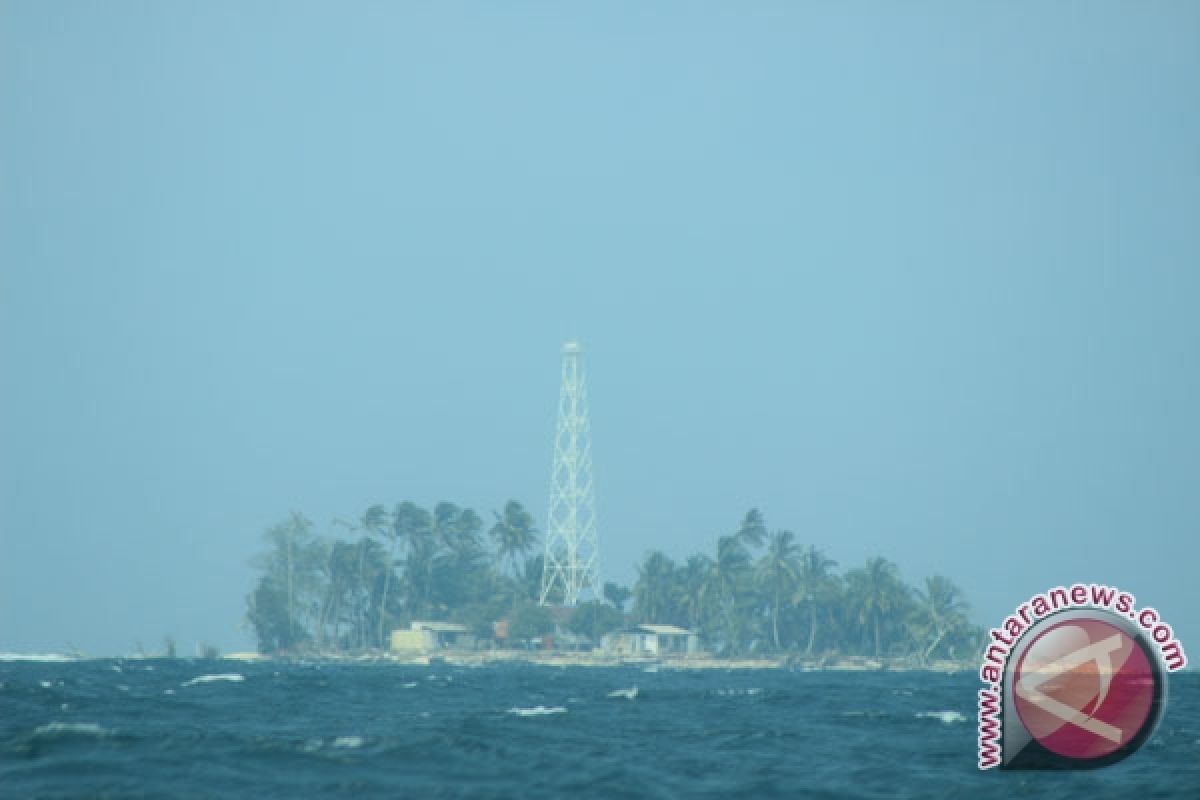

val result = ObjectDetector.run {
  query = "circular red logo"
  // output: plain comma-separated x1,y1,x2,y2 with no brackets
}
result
1013,617,1157,761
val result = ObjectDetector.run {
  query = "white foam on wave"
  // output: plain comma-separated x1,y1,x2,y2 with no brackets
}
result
34,722,111,737
402,682,418,689
714,688,762,697
916,710,968,724
181,673,245,687
0,653,77,663
332,736,364,748
506,705,567,716
607,687,638,700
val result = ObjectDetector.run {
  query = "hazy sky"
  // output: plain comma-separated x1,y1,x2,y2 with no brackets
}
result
2,2,1197,656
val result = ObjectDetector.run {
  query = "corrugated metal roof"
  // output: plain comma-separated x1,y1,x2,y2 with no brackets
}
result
636,624,695,635
410,621,471,633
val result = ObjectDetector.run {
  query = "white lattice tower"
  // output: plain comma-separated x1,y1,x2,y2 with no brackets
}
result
539,341,600,606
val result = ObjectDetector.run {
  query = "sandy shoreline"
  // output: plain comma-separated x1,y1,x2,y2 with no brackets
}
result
221,650,974,673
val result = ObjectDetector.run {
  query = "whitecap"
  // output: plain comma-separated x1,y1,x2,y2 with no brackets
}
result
916,710,967,724
34,722,111,737
607,687,638,700
181,673,245,687
163,689,176,695
506,705,567,716
402,682,418,689
39,680,54,689
714,688,762,697
0,653,76,663
332,736,364,748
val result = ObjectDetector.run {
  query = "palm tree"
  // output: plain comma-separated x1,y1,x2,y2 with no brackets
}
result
316,539,358,648
914,575,969,662
794,545,838,656
756,530,799,649
432,502,466,551
677,554,713,629
845,557,909,658
706,535,752,651
517,554,550,604
602,581,631,612
734,509,767,551
382,501,432,647
353,505,390,648
489,500,539,579
633,551,677,623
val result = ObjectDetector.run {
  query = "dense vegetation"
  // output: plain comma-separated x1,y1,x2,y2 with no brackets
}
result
246,504,981,662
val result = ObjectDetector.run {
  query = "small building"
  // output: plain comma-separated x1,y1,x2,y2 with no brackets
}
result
390,621,475,653
601,624,700,657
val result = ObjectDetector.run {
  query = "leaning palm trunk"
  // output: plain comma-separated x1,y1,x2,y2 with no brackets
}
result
357,542,368,650
805,603,818,656
772,588,781,650
377,538,397,650
923,627,947,663
286,530,294,645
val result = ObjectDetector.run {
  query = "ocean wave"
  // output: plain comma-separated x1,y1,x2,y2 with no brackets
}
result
607,687,638,699
839,710,889,719
506,705,567,716
713,688,762,697
0,653,77,662
181,673,245,687
915,711,968,724
34,722,111,737
302,735,365,752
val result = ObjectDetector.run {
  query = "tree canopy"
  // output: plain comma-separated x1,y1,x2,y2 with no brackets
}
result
246,502,979,662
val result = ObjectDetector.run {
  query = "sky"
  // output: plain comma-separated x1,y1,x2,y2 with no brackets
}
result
1,2,1197,657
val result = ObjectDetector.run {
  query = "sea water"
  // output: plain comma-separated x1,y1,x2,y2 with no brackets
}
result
2,658,1196,798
